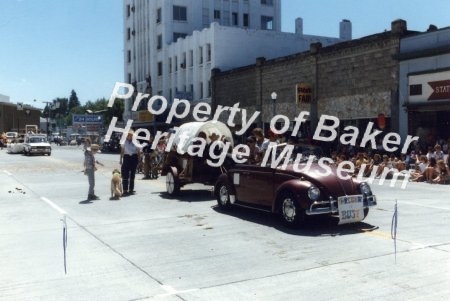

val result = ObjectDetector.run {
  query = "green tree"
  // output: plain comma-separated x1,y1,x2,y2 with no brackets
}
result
53,98,68,115
68,90,80,111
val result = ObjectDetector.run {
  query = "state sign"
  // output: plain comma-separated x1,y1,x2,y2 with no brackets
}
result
428,80,450,100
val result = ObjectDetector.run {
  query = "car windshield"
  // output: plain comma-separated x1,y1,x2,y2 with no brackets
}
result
30,137,47,143
263,143,322,167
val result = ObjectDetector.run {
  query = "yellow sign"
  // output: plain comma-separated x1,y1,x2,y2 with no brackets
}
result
296,83,312,104
138,110,154,122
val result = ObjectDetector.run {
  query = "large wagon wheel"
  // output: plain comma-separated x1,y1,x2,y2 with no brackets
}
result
165,167,180,196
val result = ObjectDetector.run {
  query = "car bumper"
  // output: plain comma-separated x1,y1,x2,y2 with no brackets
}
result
306,195,377,216
29,149,51,154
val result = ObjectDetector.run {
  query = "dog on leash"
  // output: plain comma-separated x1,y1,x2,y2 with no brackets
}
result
111,169,123,200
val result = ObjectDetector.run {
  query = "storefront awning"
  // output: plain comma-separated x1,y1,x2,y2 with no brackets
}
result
406,100,450,112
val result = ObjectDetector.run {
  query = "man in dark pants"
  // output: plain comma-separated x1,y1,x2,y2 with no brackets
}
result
120,130,140,196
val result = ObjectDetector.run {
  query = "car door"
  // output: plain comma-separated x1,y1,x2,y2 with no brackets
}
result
233,165,274,207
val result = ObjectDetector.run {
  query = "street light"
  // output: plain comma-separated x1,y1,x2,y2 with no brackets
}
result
86,109,109,114
25,109,31,131
41,101,60,138
271,91,277,119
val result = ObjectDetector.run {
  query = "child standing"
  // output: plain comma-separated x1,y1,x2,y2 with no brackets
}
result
84,144,103,200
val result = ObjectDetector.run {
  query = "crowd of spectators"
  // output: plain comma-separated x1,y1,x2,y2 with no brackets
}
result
242,128,450,185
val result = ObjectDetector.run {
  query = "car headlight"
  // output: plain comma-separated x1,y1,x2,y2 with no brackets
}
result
308,186,320,201
360,182,372,196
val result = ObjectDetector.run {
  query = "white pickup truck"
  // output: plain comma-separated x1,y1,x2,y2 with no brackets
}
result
23,134,52,156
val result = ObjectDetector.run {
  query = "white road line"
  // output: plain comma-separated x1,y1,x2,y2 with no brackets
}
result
3,169,68,215
40,197,67,215
157,285,198,298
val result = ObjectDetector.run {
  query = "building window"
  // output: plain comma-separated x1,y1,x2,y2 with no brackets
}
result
169,58,172,73
127,50,131,63
127,5,131,17
199,46,203,64
206,44,211,62
181,52,186,69
190,84,194,93
189,50,193,67
214,10,221,20
173,5,187,21
157,34,162,50
261,0,273,5
243,13,249,27
232,12,238,26
128,73,132,84
208,80,212,97
127,28,131,40
173,32,187,42
261,16,273,30
223,10,230,25
174,56,178,72
200,82,204,99
202,8,209,26
157,62,163,76
156,8,162,23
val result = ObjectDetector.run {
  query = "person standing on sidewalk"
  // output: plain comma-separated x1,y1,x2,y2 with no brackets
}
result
142,136,154,180
120,130,140,196
84,144,103,200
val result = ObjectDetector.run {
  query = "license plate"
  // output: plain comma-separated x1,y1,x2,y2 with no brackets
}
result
338,195,364,225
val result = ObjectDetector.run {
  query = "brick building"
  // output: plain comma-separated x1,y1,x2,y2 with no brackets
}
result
212,19,418,150
0,102,41,133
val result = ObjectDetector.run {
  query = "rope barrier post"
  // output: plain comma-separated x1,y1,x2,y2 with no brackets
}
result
391,200,398,264
61,214,68,274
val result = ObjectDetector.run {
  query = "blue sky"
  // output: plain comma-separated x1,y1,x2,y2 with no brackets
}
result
1,0,449,108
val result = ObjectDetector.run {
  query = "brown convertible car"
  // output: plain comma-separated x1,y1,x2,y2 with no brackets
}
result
214,161,377,228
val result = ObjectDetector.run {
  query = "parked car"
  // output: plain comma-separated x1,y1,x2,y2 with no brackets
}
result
6,136,25,154
214,155,377,228
23,134,51,156
5,131,18,144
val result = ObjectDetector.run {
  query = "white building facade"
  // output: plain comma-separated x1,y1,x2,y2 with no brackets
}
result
123,0,351,126
0,94,10,103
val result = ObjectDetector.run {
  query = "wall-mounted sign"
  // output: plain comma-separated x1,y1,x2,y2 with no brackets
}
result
72,114,103,124
408,71,450,103
296,83,312,104
138,110,154,122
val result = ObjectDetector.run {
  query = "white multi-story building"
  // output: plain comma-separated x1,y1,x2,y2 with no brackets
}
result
0,93,10,103
123,0,352,125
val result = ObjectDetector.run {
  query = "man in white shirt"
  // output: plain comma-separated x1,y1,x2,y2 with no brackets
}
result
120,130,141,196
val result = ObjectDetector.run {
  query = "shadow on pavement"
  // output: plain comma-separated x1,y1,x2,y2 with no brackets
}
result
79,199,94,204
212,205,378,236
158,189,215,202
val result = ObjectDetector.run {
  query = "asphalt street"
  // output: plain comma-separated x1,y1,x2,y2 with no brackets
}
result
1,145,450,300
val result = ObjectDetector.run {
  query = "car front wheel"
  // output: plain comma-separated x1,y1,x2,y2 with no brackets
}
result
279,191,306,228
216,182,232,209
